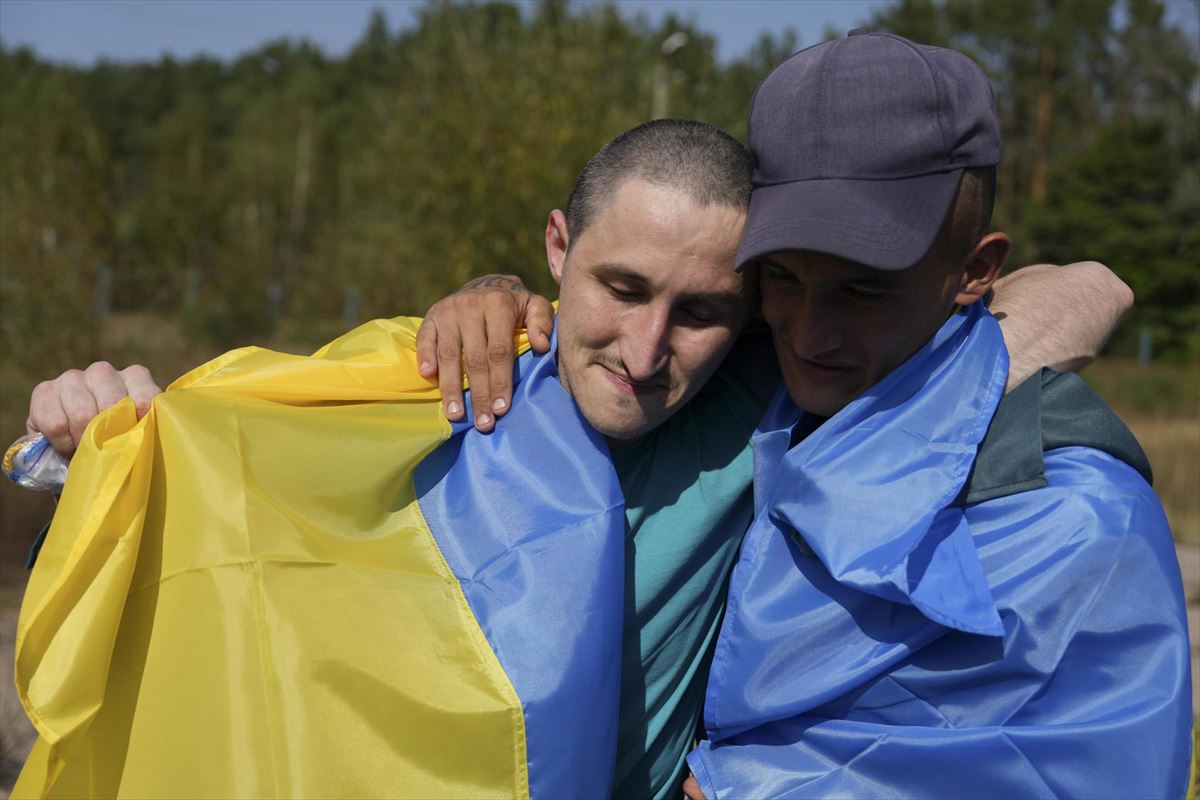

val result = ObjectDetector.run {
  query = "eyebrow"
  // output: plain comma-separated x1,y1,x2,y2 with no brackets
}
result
592,263,649,285
593,263,744,307
758,256,900,288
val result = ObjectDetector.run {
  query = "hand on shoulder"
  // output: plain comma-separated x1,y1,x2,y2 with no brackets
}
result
415,274,554,432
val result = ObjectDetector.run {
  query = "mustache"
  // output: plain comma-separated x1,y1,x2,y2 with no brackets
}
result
591,352,676,391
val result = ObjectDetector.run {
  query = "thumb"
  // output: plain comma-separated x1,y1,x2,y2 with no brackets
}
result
523,295,555,353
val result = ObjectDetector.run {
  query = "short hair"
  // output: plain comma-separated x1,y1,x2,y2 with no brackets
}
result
565,119,754,250
940,166,997,264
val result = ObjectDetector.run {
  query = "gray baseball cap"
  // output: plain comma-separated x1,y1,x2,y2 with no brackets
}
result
736,30,1001,272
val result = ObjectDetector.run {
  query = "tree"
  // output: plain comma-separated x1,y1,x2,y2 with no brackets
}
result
0,49,112,375
1031,121,1199,359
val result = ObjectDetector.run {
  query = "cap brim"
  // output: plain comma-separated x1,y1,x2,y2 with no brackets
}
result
735,169,963,272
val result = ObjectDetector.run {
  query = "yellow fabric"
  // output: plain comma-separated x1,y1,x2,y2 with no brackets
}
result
14,317,533,799
1187,728,1198,800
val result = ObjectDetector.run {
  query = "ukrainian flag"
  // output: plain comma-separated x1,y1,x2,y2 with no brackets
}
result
13,317,625,799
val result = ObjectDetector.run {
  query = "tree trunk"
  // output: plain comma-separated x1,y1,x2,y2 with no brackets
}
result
1030,43,1057,203
280,104,314,313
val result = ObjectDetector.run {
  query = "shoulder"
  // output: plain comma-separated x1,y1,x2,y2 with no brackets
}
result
1039,445,1171,551
1039,370,1152,484
971,444,1167,546
968,445,1178,612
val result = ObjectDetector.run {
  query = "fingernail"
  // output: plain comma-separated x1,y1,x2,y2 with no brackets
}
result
493,398,506,412
477,413,492,427
447,400,461,416
420,361,432,374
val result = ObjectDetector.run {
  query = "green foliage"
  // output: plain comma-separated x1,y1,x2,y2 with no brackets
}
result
0,0,1196,359
0,47,110,375
1030,121,1199,360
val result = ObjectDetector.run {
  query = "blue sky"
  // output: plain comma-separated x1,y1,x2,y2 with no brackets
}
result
0,0,891,65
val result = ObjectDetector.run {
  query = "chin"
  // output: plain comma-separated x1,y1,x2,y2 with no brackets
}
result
786,384,853,419
576,399,667,441
585,414,658,441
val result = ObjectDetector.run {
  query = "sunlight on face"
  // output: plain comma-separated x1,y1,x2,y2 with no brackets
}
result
553,179,753,441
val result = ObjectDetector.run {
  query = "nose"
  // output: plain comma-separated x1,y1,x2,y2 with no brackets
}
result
785,294,844,358
620,306,671,382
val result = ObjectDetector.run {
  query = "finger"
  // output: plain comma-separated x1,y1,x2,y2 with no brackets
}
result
83,361,131,415
525,295,555,353
415,314,440,378
56,371,101,453
483,293,517,419
28,378,75,454
433,320,466,422
460,314,496,432
119,365,163,419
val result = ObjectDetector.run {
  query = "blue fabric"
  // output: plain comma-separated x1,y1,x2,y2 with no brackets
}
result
415,337,626,800
690,302,1193,798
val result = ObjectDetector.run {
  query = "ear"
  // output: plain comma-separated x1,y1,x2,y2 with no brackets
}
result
545,209,570,286
955,231,1011,305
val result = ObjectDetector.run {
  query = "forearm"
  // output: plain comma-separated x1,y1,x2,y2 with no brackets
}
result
991,261,1133,390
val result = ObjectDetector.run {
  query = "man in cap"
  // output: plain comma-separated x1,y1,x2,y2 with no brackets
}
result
681,30,1192,799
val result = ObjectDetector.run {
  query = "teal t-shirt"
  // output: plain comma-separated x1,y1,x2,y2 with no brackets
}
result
609,366,763,799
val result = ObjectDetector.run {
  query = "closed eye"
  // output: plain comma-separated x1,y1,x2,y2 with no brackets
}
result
678,305,718,326
762,263,798,284
606,284,644,302
845,285,889,301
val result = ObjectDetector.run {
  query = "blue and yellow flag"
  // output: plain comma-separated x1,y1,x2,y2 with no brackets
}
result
13,317,625,799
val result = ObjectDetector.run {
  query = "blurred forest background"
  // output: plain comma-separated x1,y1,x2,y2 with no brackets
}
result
0,0,1197,788
3,0,1193,536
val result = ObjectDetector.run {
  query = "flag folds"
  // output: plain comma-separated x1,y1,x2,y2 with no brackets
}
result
14,317,625,800
689,303,1194,799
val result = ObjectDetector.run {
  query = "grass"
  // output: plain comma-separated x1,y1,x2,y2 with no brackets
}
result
1081,357,1199,419
1123,415,1200,544
1081,358,1200,545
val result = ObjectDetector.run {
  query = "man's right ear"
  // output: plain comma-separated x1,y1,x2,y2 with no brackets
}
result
545,210,570,286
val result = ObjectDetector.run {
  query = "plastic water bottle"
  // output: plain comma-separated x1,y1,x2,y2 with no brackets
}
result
3,434,69,492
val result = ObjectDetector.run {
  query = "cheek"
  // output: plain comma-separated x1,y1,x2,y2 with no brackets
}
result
760,277,814,333
559,291,618,347
760,291,791,334
860,310,931,373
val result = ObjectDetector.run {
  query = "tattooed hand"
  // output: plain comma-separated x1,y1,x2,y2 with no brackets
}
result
460,275,529,293
416,274,555,432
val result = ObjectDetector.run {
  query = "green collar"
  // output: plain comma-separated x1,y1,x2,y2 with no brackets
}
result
959,367,1152,506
